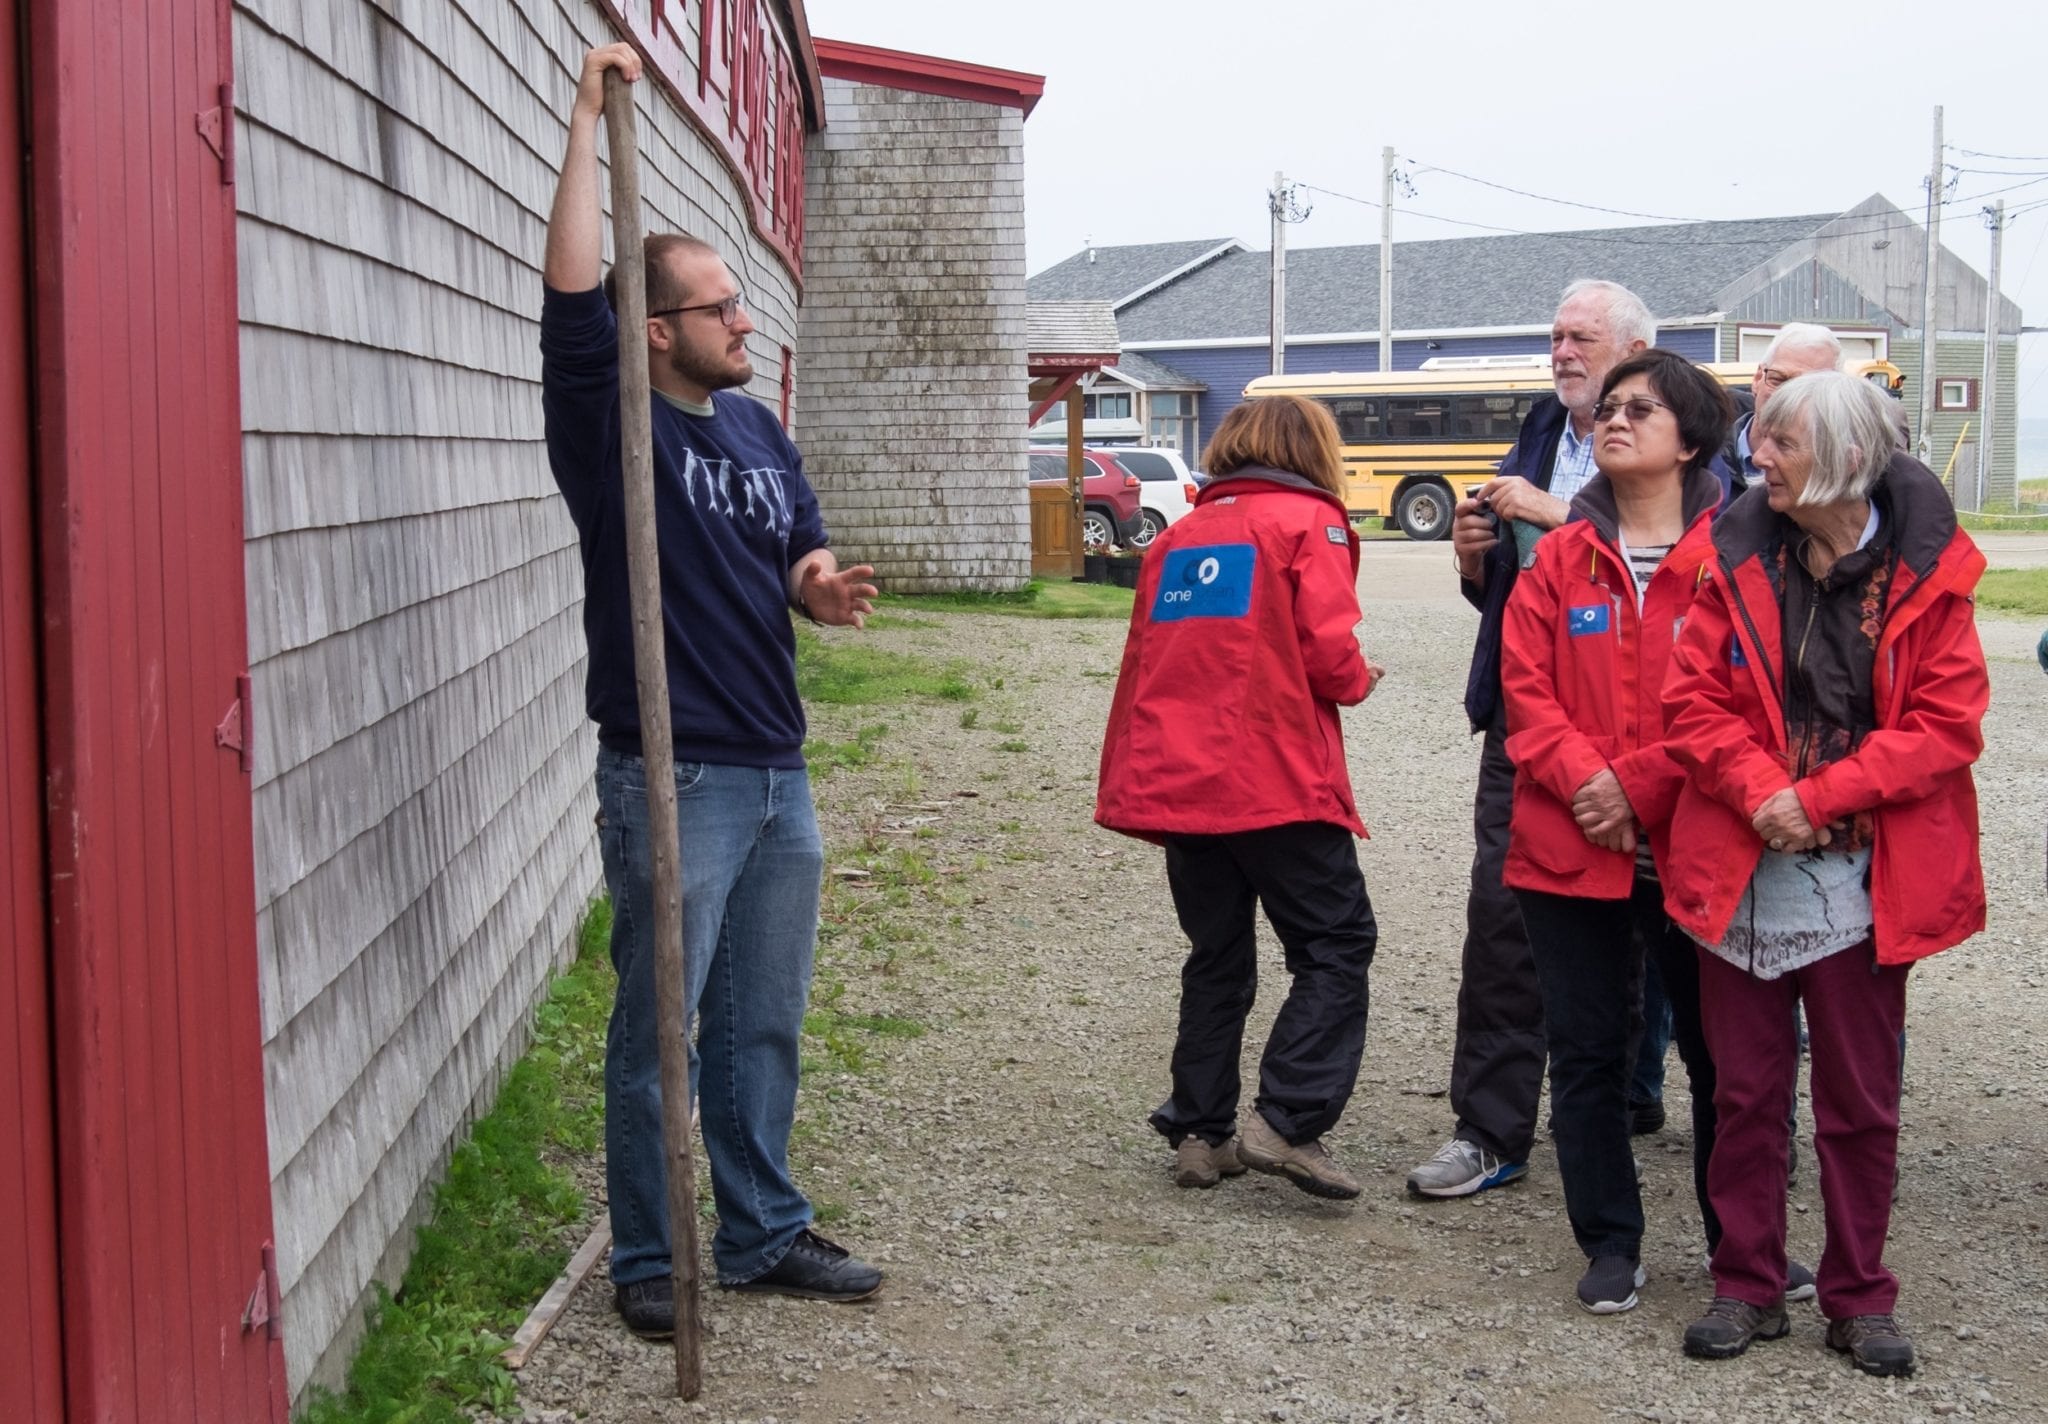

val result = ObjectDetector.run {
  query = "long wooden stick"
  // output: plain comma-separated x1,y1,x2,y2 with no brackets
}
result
501,1215,612,1370
602,69,703,1402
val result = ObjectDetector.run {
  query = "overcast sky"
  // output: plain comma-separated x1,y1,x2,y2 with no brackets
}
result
807,0,2048,427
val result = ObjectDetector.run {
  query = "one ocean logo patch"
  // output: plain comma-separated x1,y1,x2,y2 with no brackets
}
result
1731,635,1748,668
1154,543,1255,622
1568,603,1611,638
1325,525,1348,545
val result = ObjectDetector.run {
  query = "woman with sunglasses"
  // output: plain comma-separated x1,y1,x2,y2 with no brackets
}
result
1662,372,1987,1376
1497,349,1739,1315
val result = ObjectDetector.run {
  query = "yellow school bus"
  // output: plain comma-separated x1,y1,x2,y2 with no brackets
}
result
1243,357,1908,541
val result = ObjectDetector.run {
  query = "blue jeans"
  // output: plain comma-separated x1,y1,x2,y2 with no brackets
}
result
596,746,823,1286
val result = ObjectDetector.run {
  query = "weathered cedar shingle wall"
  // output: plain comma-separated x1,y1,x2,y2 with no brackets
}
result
799,78,1030,592
232,0,801,1394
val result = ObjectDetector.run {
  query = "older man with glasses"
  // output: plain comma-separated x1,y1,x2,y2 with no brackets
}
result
1726,324,1844,490
540,43,884,1337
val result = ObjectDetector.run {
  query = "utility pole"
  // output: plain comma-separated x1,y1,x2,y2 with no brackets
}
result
1917,105,1943,467
1270,171,1287,375
1379,146,1395,374
1979,198,2004,512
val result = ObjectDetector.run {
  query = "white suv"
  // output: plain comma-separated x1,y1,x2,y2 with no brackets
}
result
1101,447,1197,548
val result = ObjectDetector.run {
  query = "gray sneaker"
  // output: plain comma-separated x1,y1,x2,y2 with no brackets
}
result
1174,1134,1247,1189
1685,1295,1790,1359
1238,1114,1360,1200
1406,1138,1528,1198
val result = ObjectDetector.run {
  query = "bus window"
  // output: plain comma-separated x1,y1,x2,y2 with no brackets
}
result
1317,396,1381,444
1450,393,1531,440
1386,397,1446,440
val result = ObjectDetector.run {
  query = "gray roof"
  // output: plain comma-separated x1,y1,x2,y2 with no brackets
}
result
1025,301,1119,356
1026,238,1241,305
1101,350,1206,391
1093,215,1839,343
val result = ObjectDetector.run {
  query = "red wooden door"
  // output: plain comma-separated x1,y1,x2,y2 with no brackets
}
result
1,0,64,1415
25,0,287,1417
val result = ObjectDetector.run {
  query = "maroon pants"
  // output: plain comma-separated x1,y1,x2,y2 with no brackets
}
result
1696,942,1909,1318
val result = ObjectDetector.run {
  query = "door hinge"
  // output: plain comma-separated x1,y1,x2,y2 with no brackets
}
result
242,1240,282,1340
195,82,234,186
215,672,253,774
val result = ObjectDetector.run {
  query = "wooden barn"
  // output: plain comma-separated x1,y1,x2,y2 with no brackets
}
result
2,0,1042,1418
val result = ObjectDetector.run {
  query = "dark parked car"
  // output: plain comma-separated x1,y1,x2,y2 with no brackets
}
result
1028,449,1142,550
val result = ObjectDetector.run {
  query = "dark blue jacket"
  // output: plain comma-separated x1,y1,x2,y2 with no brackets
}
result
1461,395,1736,730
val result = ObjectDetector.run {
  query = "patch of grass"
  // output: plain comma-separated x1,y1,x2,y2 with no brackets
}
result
804,722,888,778
958,708,980,729
1976,567,2048,618
860,612,937,630
891,578,1135,620
1961,511,2048,533
995,739,1029,754
796,628,975,705
300,902,618,1424
990,718,1022,735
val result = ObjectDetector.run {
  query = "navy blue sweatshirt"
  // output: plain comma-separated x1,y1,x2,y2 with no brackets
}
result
540,285,828,768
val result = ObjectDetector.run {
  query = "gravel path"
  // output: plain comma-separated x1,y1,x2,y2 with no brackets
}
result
509,546,2048,1424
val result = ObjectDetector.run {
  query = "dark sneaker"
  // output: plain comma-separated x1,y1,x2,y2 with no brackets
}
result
722,1229,882,1303
614,1277,675,1339
1826,1313,1916,1377
1238,1113,1361,1200
1577,1255,1647,1314
1174,1134,1247,1189
1684,1295,1790,1359
1786,1258,1817,1304
1629,1098,1666,1136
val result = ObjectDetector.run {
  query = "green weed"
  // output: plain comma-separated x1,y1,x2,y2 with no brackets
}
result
796,629,975,704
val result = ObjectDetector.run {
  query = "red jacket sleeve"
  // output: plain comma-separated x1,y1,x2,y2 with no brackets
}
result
1794,589,1988,826
1609,744,1685,831
1500,541,1612,806
1289,523,1370,706
1661,575,1795,819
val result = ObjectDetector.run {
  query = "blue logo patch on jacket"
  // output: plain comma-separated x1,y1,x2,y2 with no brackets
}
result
1154,543,1255,622
1731,635,1748,668
1567,603,1611,638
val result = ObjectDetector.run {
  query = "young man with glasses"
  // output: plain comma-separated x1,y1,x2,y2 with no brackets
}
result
540,43,882,1338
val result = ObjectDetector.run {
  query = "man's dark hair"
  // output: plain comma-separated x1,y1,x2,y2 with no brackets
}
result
1597,348,1733,477
602,233,718,314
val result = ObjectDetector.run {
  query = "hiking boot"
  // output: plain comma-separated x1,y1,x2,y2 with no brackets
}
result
1577,1255,1648,1314
1826,1313,1916,1377
1785,1258,1817,1304
720,1229,883,1303
1683,1296,1790,1359
614,1277,675,1339
1174,1134,1247,1189
1629,1098,1666,1136
1405,1138,1527,1199
1238,1114,1360,1200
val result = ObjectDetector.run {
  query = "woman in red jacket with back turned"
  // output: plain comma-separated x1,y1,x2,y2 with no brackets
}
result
1663,372,1988,1378
1499,349,1737,1317
1097,394,1384,1201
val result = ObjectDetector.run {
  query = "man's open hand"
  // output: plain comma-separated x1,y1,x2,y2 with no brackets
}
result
799,561,878,629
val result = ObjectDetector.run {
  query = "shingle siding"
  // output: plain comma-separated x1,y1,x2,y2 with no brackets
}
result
234,0,804,1396
799,78,1030,591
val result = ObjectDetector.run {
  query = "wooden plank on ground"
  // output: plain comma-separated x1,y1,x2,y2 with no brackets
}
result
502,1214,611,1370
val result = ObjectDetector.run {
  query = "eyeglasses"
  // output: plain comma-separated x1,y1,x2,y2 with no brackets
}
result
649,291,748,327
1753,365,1798,388
1591,395,1674,424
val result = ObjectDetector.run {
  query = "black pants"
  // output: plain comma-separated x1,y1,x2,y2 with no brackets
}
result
1448,715,1547,1162
1150,823,1377,1147
1517,878,1720,1261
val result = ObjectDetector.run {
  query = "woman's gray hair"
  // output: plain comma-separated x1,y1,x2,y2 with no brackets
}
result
1559,278,1657,349
1754,370,1895,506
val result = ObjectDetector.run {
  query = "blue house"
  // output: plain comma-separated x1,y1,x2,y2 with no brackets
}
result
1028,197,2022,503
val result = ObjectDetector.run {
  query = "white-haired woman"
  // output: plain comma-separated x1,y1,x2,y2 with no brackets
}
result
1661,372,1988,1376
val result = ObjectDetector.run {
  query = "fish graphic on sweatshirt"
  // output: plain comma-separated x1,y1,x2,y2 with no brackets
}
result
677,450,793,534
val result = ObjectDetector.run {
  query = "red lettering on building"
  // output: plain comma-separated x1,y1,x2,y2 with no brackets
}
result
595,0,816,284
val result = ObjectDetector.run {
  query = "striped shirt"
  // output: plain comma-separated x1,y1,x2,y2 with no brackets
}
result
1622,540,1672,876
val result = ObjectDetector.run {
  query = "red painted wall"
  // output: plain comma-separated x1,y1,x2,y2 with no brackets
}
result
23,0,287,1416
0,0,64,1414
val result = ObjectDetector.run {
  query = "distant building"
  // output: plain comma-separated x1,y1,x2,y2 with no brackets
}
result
1030,196,2022,505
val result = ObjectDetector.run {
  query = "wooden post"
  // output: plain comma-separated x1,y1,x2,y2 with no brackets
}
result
1066,386,1085,576
603,70,703,1402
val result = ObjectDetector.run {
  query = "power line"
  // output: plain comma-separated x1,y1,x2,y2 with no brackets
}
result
1402,158,1710,224
1957,147,2048,163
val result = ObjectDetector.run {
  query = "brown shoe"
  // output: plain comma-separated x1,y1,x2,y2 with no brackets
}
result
1683,1296,1789,1359
1826,1313,1916,1377
1173,1134,1247,1189
1237,1114,1360,1200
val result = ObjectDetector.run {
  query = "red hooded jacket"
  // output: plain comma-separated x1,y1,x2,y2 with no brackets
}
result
1660,456,1989,965
1096,469,1372,840
1500,466,1724,899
